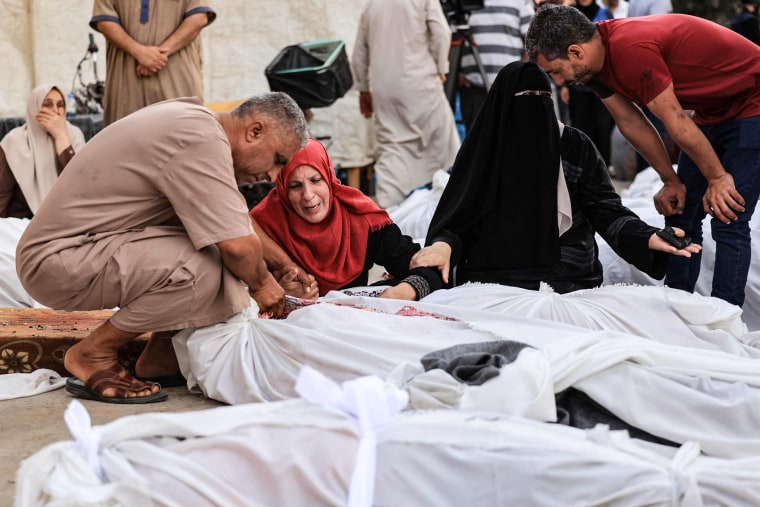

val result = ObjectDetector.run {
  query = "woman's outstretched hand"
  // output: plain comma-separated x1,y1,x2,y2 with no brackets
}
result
410,242,451,284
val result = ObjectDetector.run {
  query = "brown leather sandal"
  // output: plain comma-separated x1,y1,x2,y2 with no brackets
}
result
65,363,168,404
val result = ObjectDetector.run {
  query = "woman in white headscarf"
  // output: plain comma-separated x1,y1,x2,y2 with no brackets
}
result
0,84,86,218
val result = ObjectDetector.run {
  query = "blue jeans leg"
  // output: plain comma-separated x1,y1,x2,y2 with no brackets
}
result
666,116,760,307
664,154,706,294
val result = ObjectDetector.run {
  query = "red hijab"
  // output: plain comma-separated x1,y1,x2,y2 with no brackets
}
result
251,138,392,294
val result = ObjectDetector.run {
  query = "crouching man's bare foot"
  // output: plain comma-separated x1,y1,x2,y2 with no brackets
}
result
64,320,166,404
134,330,184,387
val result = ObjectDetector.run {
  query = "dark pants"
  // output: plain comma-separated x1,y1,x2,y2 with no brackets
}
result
569,87,615,166
459,84,488,134
665,115,760,307
636,107,679,171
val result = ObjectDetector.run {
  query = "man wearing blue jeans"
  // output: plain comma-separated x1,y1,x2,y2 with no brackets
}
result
669,118,760,306
526,5,760,307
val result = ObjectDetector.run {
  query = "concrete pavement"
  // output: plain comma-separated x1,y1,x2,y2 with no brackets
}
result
1,385,222,505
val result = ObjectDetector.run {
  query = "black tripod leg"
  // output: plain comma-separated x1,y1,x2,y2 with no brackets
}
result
445,40,464,109
466,40,490,91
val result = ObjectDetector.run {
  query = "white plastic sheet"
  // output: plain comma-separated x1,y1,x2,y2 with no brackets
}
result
386,168,449,242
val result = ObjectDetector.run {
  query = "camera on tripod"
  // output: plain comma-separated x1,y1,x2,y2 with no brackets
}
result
440,0,488,109
69,33,104,116
440,0,484,26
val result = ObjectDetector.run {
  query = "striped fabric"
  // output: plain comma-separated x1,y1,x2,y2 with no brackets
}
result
460,0,534,88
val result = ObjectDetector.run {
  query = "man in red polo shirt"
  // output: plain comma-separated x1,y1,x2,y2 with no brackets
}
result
525,5,760,309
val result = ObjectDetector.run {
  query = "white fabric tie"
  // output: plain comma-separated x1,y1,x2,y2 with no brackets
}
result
64,399,104,481
669,441,703,506
295,366,409,507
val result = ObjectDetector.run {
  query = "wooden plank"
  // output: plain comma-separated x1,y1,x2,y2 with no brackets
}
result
2,308,112,339
0,308,149,376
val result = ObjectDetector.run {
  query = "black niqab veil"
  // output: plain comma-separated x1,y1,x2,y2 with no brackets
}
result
425,61,561,269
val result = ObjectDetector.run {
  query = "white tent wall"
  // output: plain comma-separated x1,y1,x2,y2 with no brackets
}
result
0,0,374,167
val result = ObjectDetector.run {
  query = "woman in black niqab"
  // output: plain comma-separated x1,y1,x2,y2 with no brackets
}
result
426,61,561,277
415,61,687,292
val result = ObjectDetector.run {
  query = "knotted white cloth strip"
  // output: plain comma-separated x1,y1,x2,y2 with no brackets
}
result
64,399,104,481
295,366,409,507
669,441,702,506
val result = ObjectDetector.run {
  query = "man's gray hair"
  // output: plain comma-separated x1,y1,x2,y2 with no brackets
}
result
233,92,309,147
525,5,597,62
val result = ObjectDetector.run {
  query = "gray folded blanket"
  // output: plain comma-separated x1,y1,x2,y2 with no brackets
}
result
420,340,533,386
420,340,677,447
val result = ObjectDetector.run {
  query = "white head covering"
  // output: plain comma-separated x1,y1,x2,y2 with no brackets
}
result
557,121,572,236
0,84,86,213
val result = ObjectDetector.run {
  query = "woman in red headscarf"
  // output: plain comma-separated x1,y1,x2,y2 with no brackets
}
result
250,138,443,300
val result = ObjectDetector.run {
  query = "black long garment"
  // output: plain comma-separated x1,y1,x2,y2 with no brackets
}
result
426,61,666,294
345,223,444,296
731,8,760,46
431,126,667,293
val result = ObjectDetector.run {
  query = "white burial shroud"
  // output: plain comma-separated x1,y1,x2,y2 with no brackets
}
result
15,373,760,507
596,168,760,331
421,283,760,357
0,217,42,308
388,167,760,332
173,288,760,459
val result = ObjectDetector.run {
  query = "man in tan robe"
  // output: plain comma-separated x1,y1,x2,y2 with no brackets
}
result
352,0,461,209
91,0,215,126
16,92,308,404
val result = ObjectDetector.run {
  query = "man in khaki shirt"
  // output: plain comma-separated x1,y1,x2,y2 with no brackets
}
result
16,92,308,404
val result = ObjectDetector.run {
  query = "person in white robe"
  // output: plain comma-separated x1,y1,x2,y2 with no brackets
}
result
351,0,461,208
